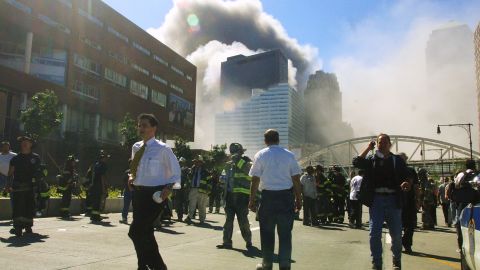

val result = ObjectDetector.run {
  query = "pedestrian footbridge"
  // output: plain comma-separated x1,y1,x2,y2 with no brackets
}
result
299,135,480,176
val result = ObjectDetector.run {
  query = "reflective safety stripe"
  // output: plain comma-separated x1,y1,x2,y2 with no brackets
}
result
233,188,250,195
236,159,246,169
58,186,67,191
199,179,211,194
40,192,49,198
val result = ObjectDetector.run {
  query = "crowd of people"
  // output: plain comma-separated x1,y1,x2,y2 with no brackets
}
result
2,121,480,270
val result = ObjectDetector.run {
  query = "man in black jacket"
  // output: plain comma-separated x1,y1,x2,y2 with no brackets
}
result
353,134,410,270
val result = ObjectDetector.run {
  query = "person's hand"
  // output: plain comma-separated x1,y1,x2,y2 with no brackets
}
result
248,198,256,212
367,140,376,151
295,197,302,212
400,181,411,192
128,174,134,191
160,186,172,201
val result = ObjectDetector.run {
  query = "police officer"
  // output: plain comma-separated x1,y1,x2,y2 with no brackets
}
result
216,143,253,250
58,155,79,219
35,163,49,217
89,150,109,222
6,135,41,236
419,169,436,229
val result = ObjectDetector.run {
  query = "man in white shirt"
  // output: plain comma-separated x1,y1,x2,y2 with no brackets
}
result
0,141,16,192
349,170,364,229
249,129,302,270
127,114,181,270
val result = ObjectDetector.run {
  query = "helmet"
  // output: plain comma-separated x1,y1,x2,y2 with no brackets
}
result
229,143,245,155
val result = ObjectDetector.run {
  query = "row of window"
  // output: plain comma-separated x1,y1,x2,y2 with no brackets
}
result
72,80,99,100
65,106,119,142
5,0,31,14
78,8,104,28
131,63,149,76
80,36,102,51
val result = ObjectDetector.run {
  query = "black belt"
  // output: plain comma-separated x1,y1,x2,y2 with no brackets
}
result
375,192,396,196
262,188,293,194
133,185,165,191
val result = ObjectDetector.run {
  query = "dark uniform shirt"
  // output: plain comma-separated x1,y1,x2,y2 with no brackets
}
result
10,153,41,190
92,161,107,188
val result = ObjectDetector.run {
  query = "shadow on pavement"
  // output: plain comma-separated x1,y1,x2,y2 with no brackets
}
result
56,217,82,222
317,225,345,231
0,233,49,247
432,227,457,234
195,222,223,231
90,220,116,227
155,227,185,235
411,251,460,263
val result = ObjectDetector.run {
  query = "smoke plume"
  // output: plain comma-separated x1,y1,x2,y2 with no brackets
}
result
147,0,320,148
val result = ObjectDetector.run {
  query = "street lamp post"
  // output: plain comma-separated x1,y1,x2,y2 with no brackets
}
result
436,123,473,160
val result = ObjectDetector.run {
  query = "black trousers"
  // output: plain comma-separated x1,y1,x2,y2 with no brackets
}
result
173,189,186,221
89,185,103,220
349,199,362,227
209,188,222,212
128,186,167,270
12,190,35,229
441,202,450,225
223,192,251,245
302,196,317,225
402,204,417,248
60,187,72,215
332,196,345,221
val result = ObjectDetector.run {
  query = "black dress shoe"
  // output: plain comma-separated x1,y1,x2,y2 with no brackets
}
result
216,243,232,249
25,227,33,234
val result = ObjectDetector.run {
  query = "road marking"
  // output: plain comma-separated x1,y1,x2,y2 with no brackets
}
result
428,258,461,270
385,233,391,244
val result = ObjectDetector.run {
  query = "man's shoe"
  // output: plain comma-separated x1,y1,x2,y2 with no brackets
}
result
404,246,413,254
24,227,33,234
246,242,253,249
393,260,401,270
216,243,232,249
119,218,128,224
10,227,22,237
371,263,382,270
279,267,291,270
185,217,193,225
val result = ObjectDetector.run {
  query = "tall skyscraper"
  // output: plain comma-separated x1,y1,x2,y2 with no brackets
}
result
475,22,480,151
426,21,478,149
303,70,353,146
220,49,288,101
215,83,304,157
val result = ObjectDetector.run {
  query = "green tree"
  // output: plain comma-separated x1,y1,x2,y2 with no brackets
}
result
119,113,140,149
208,144,228,171
173,136,193,162
19,90,63,141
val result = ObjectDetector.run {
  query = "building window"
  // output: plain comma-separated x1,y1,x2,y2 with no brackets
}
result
66,107,96,135
100,118,119,142
5,0,32,14
38,14,71,34
151,89,167,107
108,50,128,65
131,63,149,76
152,74,168,85
107,26,128,43
186,75,193,81
130,80,148,99
171,65,185,77
73,53,101,75
153,54,168,66
72,80,99,100
170,83,184,94
104,67,127,87
56,0,72,8
78,8,104,28
80,37,101,51
133,42,151,56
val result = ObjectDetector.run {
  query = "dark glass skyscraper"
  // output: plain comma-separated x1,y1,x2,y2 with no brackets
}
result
220,49,288,100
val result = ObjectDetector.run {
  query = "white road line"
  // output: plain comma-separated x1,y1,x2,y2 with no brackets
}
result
386,233,392,244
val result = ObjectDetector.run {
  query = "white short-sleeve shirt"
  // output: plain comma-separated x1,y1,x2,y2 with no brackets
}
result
249,145,302,191
131,138,181,187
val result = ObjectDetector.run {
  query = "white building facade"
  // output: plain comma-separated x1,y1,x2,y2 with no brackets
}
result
215,83,305,158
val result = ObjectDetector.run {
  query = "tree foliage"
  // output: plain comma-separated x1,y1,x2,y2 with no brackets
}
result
173,136,193,162
19,90,62,141
118,113,140,149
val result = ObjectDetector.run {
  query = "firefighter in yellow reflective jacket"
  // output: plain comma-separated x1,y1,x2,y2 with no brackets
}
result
185,155,211,225
316,165,333,224
217,143,253,250
58,155,79,219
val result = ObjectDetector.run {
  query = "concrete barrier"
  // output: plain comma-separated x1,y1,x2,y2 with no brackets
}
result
0,197,130,220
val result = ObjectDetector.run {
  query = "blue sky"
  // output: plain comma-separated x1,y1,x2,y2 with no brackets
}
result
102,0,478,70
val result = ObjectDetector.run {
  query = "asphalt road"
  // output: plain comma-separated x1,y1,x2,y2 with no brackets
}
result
0,208,460,270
